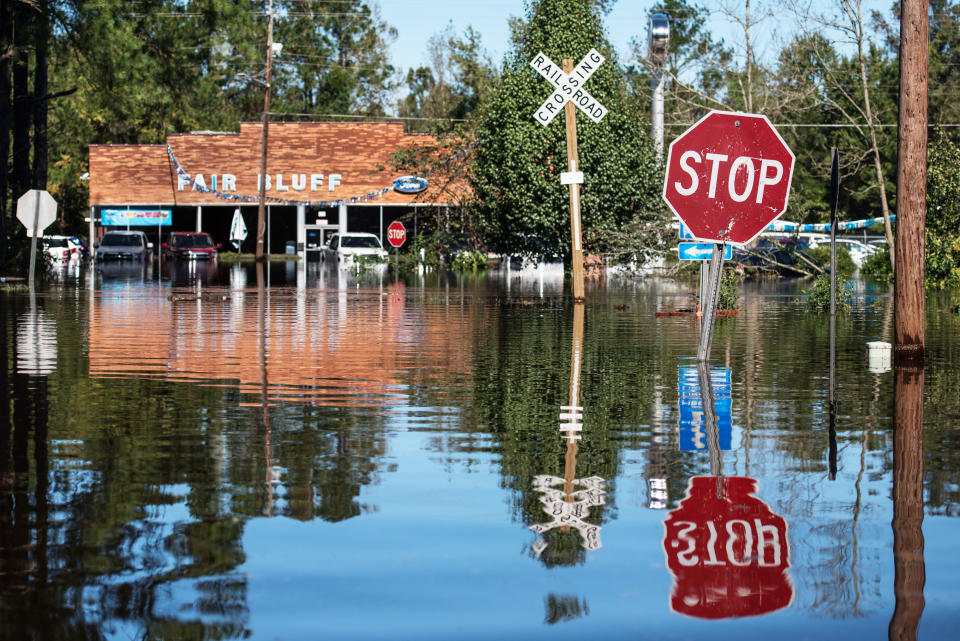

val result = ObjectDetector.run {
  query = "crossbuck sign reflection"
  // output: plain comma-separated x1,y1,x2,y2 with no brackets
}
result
530,49,607,125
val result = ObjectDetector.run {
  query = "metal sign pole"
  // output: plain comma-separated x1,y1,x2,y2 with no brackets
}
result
697,359,723,481
696,243,725,361
28,191,41,290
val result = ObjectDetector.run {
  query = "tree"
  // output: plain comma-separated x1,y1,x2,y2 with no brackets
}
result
472,0,663,260
787,0,897,268
398,24,497,133
925,133,960,288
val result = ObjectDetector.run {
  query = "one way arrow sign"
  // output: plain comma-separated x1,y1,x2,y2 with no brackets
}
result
678,242,733,261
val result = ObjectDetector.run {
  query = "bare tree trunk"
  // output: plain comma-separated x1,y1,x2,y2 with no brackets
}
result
32,0,48,192
856,6,895,269
11,3,30,210
0,1,12,266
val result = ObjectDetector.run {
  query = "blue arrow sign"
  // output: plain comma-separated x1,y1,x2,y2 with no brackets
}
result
678,365,732,452
677,242,733,261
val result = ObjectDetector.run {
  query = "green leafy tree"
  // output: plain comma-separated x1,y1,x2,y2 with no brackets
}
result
472,0,663,260
926,133,960,288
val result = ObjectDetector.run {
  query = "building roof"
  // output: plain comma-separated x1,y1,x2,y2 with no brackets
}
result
89,121,468,207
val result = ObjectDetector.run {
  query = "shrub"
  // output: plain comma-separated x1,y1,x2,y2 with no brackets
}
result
802,275,853,312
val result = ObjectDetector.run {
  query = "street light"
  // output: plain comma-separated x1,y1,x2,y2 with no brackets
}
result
648,13,670,159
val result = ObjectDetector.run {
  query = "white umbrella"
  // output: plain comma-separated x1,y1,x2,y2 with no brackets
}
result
230,208,248,250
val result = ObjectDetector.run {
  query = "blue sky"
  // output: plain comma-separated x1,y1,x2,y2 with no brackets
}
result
378,0,895,79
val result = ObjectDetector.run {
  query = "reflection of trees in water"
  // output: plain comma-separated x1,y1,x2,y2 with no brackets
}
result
471,303,656,536
543,594,590,624
0,293,391,637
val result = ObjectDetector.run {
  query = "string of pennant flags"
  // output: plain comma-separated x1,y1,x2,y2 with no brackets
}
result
765,215,895,233
166,140,477,208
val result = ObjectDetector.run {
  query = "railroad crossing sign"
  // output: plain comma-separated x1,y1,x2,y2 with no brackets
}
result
529,474,606,554
663,110,795,246
530,49,607,125
386,220,406,248
529,49,608,300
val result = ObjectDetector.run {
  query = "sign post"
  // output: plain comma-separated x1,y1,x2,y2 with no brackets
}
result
387,220,406,270
16,190,58,290
530,49,607,301
663,111,795,360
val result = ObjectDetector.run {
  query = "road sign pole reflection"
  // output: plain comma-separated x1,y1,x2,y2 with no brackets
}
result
530,303,607,558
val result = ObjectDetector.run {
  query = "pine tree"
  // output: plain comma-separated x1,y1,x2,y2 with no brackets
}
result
471,0,662,260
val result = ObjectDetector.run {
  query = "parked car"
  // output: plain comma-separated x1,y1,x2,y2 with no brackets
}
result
96,230,152,260
163,231,220,260
321,232,388,263
805,236,879,268
41,235,84,264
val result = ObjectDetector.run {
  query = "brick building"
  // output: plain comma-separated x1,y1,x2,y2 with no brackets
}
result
88,122,466,257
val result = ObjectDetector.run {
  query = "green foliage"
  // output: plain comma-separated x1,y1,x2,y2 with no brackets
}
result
41,0,398,233
860,244,893,279
805,246,857,277
717,267,741,310
802,275,853,313
471,0,664,260
450,250,488,272
926,133,960,288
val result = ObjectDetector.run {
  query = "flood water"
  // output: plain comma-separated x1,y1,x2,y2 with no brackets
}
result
2,261,959,640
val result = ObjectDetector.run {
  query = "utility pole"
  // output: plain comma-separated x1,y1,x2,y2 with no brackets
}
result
894,0,928,360
256,0,274,261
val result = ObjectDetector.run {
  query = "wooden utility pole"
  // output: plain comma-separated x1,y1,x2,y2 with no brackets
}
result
255,0,274,261
562,59,585,300
894,0,928,359
889,363,925,641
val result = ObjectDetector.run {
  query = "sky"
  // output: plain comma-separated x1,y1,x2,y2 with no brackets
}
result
377,0,895,80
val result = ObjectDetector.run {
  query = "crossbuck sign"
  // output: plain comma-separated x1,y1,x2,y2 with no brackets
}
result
530,49,607,125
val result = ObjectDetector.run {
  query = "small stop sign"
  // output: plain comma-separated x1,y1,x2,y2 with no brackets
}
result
663,110,795,245
386,220,406,248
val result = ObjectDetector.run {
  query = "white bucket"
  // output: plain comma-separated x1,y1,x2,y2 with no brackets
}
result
866,341,892,373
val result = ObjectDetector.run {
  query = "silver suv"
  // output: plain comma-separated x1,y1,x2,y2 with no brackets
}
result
96,230,153,260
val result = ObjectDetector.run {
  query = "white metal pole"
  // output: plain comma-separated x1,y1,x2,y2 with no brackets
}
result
652,68,665,159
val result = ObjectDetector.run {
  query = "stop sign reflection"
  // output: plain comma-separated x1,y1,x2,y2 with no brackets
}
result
662,111,795,246
663,476,793,619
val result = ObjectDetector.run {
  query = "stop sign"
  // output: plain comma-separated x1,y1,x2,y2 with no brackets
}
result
386,220,406,248
16,189,58,237
663,111,795,245
663,476,793,619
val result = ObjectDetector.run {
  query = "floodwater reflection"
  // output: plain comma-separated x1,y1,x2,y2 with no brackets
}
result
663,475,793,619
2,272,960,640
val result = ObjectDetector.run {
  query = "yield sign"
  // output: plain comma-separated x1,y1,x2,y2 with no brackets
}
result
530,49,607,125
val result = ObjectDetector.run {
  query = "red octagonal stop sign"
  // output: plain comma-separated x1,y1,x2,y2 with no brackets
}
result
663,111,795,245
387,220,406,248
663,476,793,619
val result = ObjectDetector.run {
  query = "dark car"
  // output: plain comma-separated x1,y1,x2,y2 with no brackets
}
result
163,232,220,260
96,230,152,260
